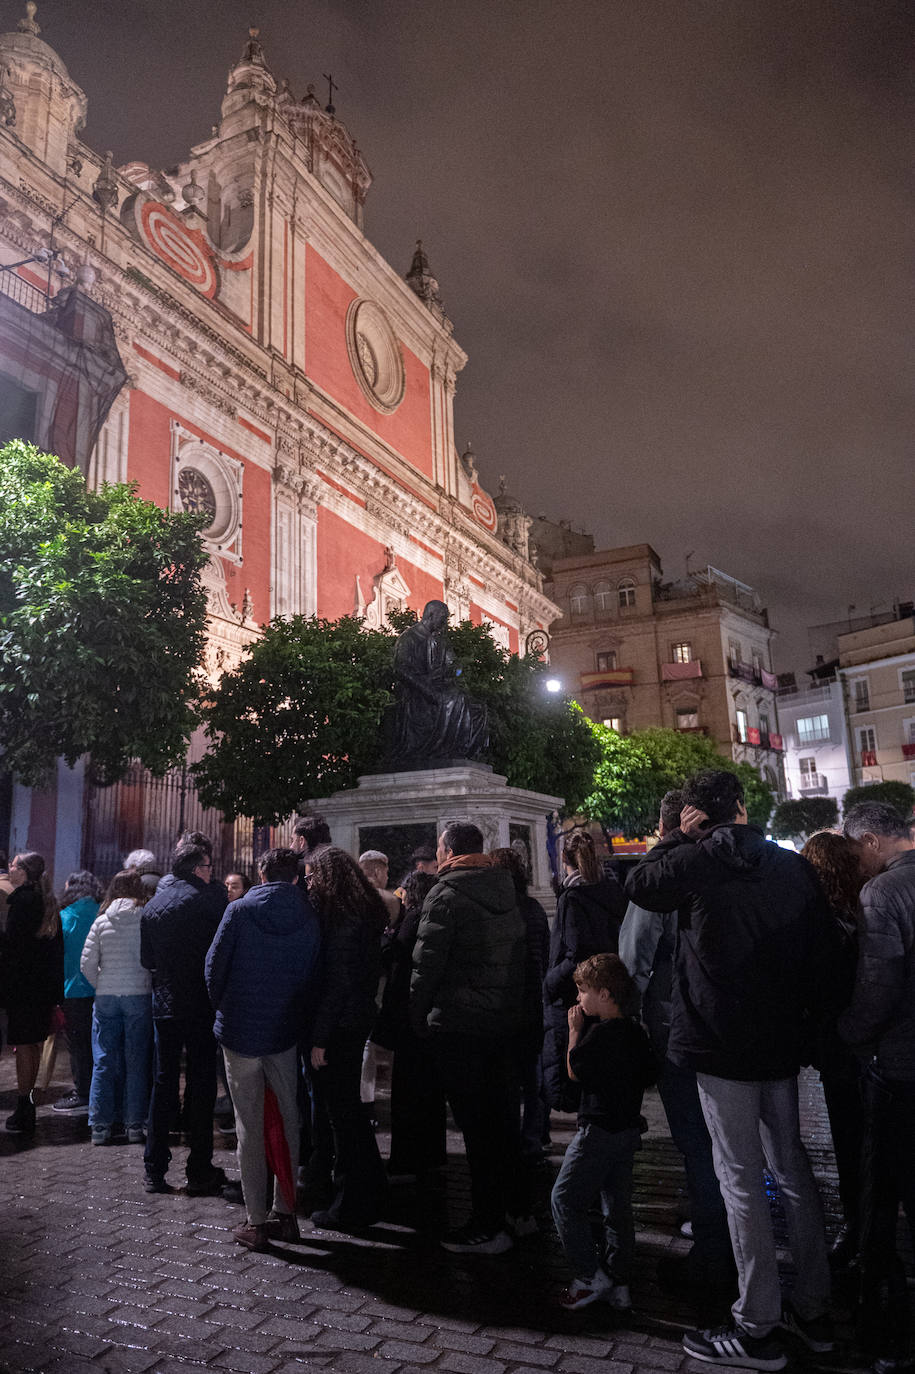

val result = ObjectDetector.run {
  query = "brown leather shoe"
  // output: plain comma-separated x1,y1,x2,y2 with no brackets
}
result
265,1210,301,1243
233,1222,270,1251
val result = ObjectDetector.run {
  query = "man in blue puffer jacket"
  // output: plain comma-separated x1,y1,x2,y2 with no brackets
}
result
206,847,322,1251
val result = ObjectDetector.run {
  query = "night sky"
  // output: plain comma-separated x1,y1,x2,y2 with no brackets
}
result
22,0,913,673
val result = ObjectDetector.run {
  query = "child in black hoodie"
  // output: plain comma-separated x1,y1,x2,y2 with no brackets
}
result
551,953,655,1311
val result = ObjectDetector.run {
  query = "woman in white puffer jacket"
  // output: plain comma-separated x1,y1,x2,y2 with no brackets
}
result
81,870,152,1146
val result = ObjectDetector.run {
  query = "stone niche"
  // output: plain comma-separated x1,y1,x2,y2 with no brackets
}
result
308,764,562,913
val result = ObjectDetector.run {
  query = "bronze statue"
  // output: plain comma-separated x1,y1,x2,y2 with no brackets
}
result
388,600,488,767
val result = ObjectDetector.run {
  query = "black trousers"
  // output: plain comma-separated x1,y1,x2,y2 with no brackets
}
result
857,1065,915,1363
145,1017,217,1182
310,1028,387,1227
388,1029,447,1176
62,996,94,1099
433,1032,528,1233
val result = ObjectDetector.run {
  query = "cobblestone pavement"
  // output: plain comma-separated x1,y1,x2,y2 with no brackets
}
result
0,1052,906,1374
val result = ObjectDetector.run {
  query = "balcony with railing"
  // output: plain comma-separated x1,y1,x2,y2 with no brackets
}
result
0,269,52,314
902,742,915,759
799,773,829,795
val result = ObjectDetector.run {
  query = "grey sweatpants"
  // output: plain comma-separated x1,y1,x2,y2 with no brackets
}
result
223,1045,299,1227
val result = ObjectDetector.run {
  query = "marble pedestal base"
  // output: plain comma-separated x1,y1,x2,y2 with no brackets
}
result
308,765,562,911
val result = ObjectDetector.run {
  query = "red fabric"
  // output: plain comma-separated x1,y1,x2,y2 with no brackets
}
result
263,1084,295,1212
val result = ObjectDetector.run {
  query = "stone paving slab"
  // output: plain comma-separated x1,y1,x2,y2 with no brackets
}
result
0,1052,907,1374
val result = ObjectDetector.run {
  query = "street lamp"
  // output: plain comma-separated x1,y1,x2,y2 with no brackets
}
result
545,678,562,694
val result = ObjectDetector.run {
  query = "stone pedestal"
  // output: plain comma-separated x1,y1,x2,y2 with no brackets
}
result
309,764,562,911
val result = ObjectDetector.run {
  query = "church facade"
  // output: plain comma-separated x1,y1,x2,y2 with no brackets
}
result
0,10,556,876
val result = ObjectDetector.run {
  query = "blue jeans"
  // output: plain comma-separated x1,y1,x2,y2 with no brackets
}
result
551,1123,641,1282
89,995,152,1130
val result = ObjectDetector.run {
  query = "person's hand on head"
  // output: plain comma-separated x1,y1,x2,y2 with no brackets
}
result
679,805,710,838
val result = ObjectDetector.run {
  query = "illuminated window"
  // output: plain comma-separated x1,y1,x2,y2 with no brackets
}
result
671,642,692,663
799,756,818,783
676,707,699,730
797,714,830,745
617,578,636,609
603,717,622,732
596,650,617,672
736,708,749,743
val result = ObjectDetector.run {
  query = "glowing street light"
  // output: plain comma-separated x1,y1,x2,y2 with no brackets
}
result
545,678,562,694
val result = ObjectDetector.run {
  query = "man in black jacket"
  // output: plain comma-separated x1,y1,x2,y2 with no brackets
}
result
141,838,228,1195
627,770,832,1372
411,821,528,1255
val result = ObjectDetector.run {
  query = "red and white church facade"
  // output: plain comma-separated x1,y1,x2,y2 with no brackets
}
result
0,11,557,877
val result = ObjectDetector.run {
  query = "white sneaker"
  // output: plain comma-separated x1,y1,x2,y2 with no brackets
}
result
558,1272,613,1310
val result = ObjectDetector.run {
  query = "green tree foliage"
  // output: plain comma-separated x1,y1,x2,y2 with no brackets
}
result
194,609,599,825
580,724,775,837
770,796,839,841
194,615,396,826
0,441,209,786
843,780,915,817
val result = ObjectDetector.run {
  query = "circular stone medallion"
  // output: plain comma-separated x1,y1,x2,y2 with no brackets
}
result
345,298,405,413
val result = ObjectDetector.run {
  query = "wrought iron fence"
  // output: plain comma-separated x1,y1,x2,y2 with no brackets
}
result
81,764,266,884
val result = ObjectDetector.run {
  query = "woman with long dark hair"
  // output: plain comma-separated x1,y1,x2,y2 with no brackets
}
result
543,832,627,1112
802,829,865,1267
1,851,63,1135
307,847,389,1230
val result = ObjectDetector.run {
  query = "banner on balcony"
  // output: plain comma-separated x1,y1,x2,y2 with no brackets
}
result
661,660,703,680
581,669,634,689
761,668,779,691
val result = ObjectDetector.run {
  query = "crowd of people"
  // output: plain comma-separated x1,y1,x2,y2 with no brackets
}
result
0,769,912,1374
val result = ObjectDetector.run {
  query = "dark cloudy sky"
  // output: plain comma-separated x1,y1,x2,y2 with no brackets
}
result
30,0,913,672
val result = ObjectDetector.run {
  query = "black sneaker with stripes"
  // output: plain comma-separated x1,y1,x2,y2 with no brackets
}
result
682,1321,787,1371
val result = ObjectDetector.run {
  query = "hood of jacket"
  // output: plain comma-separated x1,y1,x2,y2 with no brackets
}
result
232,881,308,933
433,865,517,916
694,822,771,877
103,897,141,924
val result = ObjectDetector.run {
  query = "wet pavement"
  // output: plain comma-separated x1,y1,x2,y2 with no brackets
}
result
0,1051,906,1374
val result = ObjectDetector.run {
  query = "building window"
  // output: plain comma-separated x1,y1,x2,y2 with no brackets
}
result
902,669,915,704
729,640,742,668
569,584,590,617
736,708,749,743
594,582,613,613
752,649,763,675
797,713,830,745
617,578,636,609
596,650,617,672
759,712,770,742
853,678,870,712
905,719,915,746
799,756,818,784
671,642,692,663
676,706,699,730
858,725,877,754
603,717,622,733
